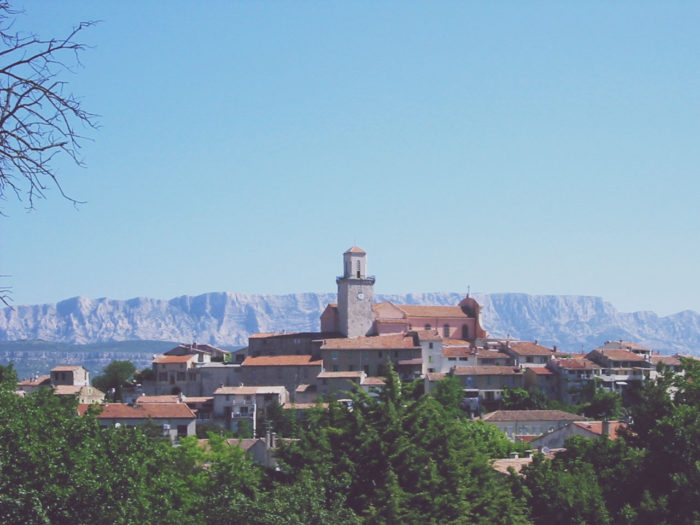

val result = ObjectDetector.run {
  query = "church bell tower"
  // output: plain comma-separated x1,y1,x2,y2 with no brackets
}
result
337,246,375,338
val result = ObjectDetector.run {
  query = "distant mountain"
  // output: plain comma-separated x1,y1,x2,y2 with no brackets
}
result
1,292,699,356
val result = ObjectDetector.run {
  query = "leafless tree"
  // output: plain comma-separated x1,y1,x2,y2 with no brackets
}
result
0,2,97,305
0,1,97,212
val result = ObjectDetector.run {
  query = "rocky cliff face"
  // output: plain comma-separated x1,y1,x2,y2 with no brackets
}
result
1,292,699,355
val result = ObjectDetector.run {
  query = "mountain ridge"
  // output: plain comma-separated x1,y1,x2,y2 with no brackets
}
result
1,292,698,355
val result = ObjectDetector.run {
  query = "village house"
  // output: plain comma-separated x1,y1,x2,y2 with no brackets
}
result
212,385,289,433
240,355,323,401
54,384,105,404
51,365,90,386
502,341,556,368
91,402,197,441
480,409,581,442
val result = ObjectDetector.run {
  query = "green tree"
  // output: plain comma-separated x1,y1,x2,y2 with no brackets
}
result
92,360,136,401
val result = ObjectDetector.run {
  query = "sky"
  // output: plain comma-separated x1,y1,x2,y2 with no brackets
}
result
1,2,699,316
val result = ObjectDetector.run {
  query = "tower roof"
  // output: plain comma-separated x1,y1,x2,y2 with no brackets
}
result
344,246,366,255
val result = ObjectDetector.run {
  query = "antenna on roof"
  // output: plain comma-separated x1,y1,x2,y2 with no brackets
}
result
467,285,470,298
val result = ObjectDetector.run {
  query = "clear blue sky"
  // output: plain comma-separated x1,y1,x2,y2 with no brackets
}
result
2,2,699,316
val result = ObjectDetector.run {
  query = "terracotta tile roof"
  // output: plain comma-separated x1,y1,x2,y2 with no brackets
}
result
650,355,682,366
572,420,627,439
452,366,523,376
154,355,196,364
443,338,471,347
476,350,510,360
51,365,83,372
214,386,286,395
508,342,555,356
77,404,90,416
242,355,322,367
54,385,81,395
426,373,446,381
320,333,418,350
295,384,313,393
444,347,472,358
396,305,470,318
362,376,386,385
345,246,366,254
317,371,364,379
491,456,537,476
97,403,196,419
551,358,601,370
136,395,180,403
482,410,580,422
527,367,553,375
588,348,646,362
17,375,50,387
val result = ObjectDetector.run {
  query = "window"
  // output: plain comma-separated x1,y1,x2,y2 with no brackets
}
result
425,324,431,330
332,365,339,372
448,358,456,362
348,365,354,371
443,324,450,337
462,325,469,339
177,425,188,437
364,365,369,375
429,343,434,349
378,351,382,358
332,351,339,361
526,357,533,363
177,372,186,381
356,260,361,278
393,351,398,358
158,373,167,382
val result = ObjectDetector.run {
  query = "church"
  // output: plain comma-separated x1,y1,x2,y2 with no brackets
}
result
245,247,488,394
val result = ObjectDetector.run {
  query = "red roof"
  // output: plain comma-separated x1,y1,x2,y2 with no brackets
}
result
482,410,579,422
551,358,600,370
527,367,553,375
508,342,554,356
345,246,366,254
321,333,418,350
96,403,195,419
573,421,627,440
242,355,322,367
396,305,470,319
51,365,83,372
452,366,523,376
588,348,645,362
17,375,50,387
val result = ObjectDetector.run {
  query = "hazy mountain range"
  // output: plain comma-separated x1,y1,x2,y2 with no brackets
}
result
2,292,699,355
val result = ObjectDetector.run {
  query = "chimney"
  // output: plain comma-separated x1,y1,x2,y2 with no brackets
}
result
602,420,612,437
552,345,558,353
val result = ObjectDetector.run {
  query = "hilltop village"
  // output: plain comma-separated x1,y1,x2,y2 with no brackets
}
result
16,247,685,444
9,247,700,524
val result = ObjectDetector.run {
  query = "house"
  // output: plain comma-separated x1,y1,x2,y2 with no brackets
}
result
150,354,201,395
164,342,230,362
547,357,602,404
480,410,581,442
212,385,289,432
503,341,555,368
50,365,89,386
54,384,105,404
319,332,421,378
586,346,653,393
316,370,385,399
523,367,557,399
16,374,51,394
445,366,525,408
94,402,197,440
135,394,214,422
240,355,323,401
529,420,628,449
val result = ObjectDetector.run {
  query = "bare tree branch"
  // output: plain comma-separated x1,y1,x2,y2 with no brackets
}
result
0,2,98,212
